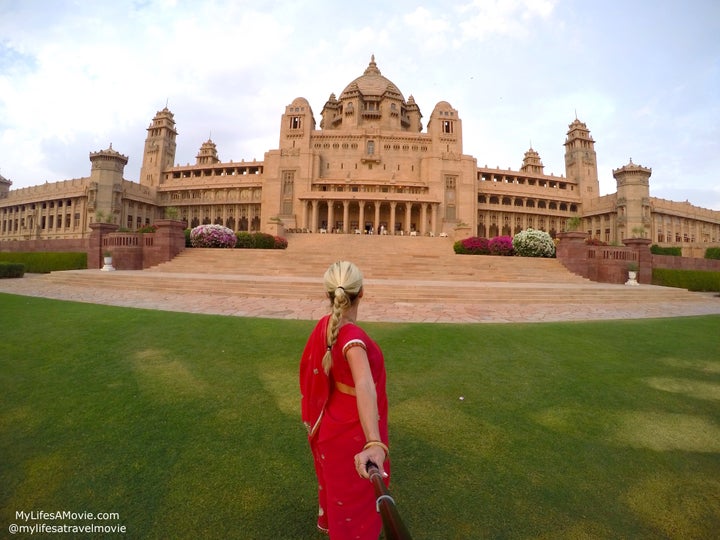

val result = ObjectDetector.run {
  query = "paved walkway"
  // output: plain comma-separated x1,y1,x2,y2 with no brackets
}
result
1,272,719,323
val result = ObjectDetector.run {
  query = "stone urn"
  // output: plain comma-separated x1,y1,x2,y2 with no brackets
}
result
101,253,115,272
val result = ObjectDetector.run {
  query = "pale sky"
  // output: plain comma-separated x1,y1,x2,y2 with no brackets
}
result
1,0,718,209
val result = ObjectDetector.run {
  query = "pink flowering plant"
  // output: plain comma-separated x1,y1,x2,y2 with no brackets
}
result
190,224,237,248
489,236,514,256
454,236,514,256
454,236,490,254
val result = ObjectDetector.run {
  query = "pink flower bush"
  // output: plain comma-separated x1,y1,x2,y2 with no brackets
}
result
190,224,236,248
454,236,514,256
489,236,514,256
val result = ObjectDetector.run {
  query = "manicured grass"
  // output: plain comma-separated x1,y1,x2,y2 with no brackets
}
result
1,293,718,539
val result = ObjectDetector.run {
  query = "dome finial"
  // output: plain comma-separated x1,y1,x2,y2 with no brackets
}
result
365,54,380,76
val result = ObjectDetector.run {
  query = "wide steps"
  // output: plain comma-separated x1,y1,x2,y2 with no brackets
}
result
41,234,706,308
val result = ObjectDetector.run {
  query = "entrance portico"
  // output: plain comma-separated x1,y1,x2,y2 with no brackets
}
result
300,198,440,235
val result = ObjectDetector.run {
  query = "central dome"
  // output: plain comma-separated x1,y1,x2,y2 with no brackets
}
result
339,55,405,102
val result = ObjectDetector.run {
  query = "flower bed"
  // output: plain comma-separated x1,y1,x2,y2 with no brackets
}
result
454,236,514,256
235,232,288,249
512,228,555,257
189,224,237,248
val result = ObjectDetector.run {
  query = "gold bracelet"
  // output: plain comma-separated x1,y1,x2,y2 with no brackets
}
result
363,440,389,457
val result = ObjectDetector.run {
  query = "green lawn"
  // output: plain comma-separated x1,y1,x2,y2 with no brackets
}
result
1,293,718,539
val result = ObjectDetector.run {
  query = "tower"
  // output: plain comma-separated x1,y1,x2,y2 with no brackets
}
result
140,107,178,187
614,159,651,240
0,172,11,199
564,118,599,202
88,145,129,224
520,147,544,174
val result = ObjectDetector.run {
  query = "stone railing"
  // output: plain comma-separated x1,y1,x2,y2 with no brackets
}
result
90,220,186,269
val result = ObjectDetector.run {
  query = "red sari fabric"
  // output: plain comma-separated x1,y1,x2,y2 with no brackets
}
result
300,314,389,539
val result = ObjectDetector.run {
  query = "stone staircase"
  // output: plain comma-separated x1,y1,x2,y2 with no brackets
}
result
42,233,707,307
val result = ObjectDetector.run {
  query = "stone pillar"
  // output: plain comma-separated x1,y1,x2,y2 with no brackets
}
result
358,201,366,233
623,237,652,284
327,202,334,233
88,222,119,269
556,231,589,279
342,200,350,233
431,204,438,235
405,203,412,234
390,202,397,235
420,204,428,235
311,200,319,232
374,203,381,234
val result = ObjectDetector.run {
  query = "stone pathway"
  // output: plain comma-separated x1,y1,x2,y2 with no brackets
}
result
1,272,719,323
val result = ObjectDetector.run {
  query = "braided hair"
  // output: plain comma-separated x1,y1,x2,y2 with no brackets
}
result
322,261,363,374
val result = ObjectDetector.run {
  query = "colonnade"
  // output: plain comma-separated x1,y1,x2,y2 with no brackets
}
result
299,199,440,235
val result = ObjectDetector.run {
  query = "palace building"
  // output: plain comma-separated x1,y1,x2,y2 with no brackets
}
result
1,56,719,254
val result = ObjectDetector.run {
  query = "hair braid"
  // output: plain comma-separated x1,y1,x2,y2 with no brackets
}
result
322,261,363,374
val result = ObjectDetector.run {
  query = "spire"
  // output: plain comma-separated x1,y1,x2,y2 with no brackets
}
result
364,54,381,76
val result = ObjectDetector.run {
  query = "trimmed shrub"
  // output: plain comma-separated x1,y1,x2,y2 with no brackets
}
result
235,232,255,248
489,236,514,256
137,224,157,234
235,232,287,249
652,268,720,292
0,262,25,278
651,244,682,256
252,232,276,249
189,224,236,248
705,247,720,260
184,228,192,247
0,252,87,272
513,228,556,257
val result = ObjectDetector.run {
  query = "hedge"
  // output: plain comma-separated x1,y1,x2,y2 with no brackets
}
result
652,268,720,292
705,247,720,260
0,262,25,278
0,252,87,273
235,232,287,249
650,245,681,256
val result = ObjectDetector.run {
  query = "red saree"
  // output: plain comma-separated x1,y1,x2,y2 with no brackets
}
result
300,314,389,539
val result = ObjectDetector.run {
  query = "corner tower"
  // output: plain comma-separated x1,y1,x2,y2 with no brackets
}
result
88,145,129,224
564,117,599,202
140,107,177,187
614,159,651,240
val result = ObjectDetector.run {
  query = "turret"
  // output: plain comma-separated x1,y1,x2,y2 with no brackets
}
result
0,172,11,199
279,97,315,150
88,145,129,224
520,147,544,174
140,107,178,187
614,158,652,240
564,117,599,201
196,138,220,165
427,101,463,154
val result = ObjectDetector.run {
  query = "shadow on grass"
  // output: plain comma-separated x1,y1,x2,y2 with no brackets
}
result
1,294,719,538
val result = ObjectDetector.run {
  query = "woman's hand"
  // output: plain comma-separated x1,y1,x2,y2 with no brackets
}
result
354,445,388,479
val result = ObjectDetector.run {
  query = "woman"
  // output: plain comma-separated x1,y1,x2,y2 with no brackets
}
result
300,261,390,539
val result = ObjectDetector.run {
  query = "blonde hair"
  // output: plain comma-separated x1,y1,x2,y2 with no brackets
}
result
322,261,363,374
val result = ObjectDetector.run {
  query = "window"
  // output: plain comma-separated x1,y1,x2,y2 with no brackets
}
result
442,120,453,134
367,141,375,155
290,116,301,129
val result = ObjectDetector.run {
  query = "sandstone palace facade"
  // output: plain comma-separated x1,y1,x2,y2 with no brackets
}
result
1,57,719,254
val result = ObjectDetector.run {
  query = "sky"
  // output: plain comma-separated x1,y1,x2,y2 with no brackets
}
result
1,0,718,209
